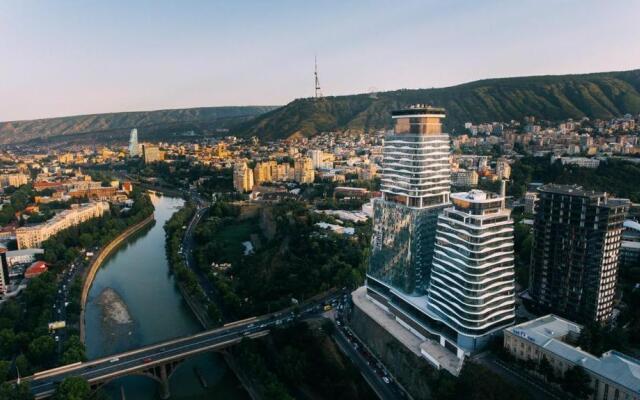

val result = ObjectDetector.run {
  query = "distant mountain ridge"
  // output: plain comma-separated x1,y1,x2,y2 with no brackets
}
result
0,106,278,145
2,69,640,145
235,69,640,140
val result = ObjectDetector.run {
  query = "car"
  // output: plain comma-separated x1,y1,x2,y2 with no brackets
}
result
383,377,390,384
143,357,153,364
109,357,120,363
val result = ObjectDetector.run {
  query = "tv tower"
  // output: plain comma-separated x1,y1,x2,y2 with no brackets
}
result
314,56,322,99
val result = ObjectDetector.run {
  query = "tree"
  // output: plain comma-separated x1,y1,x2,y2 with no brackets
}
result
0,360,10,383
561,366,593,399
61,336,86,364
54,377,91,400
27,336,56,368
14,354,31,378
0,382,34,400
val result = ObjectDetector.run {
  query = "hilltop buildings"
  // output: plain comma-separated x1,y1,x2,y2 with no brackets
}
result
528,184,629,324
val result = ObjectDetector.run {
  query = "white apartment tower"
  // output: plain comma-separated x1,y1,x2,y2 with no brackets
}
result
427,190,516,350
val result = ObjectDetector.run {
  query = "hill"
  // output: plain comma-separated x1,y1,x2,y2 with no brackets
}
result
0,106,277,145
235,69,640,140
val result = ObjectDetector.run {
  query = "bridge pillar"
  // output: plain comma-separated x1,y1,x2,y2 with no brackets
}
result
159,364,171,400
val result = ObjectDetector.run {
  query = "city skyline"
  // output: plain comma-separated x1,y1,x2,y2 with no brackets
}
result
2,0,640,121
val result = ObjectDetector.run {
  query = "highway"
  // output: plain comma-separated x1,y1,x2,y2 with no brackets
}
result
26,292,341,399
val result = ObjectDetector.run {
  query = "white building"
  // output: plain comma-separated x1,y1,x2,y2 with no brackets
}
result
427,190,516,353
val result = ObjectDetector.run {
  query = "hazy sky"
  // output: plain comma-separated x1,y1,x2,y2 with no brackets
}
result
1,0,639,122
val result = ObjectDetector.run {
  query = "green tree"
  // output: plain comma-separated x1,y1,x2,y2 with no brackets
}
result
0,360,11,383
561,366,593,399
61,336,86,364
14,354,31,378
53,377,91,400
0,382,33,400
27,336,56,368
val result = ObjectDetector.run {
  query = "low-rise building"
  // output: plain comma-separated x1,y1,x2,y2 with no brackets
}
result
451,169,479,187
524,192,538,215
505,315,640,400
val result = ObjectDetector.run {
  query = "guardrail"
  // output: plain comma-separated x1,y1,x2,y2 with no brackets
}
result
79,213,155,343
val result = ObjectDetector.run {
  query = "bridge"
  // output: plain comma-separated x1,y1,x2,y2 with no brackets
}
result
24,293,339,399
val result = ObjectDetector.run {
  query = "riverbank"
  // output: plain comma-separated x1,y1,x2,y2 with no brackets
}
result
79,213,155,343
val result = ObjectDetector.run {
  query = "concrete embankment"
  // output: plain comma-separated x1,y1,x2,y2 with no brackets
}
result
79,214,155,343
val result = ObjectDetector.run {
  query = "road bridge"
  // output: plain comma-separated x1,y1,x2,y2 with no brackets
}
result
24,293,338,399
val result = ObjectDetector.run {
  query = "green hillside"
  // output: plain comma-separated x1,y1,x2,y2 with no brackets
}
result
235,69,640,139
0,106,277,145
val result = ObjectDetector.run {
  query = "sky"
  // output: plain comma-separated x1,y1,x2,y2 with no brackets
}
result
1,0,639,122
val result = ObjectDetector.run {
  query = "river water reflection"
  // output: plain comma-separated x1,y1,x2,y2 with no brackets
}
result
84,194,247,399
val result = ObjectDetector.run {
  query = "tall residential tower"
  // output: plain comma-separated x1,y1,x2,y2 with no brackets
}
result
365,105,516,358
529,184,629,324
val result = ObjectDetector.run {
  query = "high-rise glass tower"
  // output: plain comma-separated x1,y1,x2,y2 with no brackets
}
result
365,105,515,357
129,128,140,157
368,105,450,295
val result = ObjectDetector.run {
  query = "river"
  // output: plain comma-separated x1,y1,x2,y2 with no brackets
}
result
84,193,248,399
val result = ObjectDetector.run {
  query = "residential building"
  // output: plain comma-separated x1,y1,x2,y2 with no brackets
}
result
529,184,629,324
555,156,601,169
142,144,162,164
426,189,516,352
496,159,511,179
310,149,324,169
366,106,496,360
253,161,276,185
233,162,254,193
0,173,29,188
16,202,109,249
524,192,538,215
504,315,640,400
451,169,478,187
294,157,315,184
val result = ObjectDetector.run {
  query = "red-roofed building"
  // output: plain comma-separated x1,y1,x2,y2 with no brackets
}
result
33,181,65,191
25,261,48,278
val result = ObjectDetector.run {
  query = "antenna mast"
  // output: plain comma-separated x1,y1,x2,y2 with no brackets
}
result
314,56,322,99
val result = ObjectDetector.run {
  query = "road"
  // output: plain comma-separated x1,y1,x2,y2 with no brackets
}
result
27,292,344,399
51,248,101,353
331,294,409,400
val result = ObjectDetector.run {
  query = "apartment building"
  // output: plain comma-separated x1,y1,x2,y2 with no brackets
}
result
16,202,109,249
